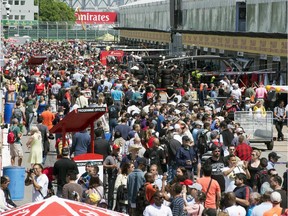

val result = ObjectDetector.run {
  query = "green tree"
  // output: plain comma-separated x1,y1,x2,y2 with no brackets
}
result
37,0,76,22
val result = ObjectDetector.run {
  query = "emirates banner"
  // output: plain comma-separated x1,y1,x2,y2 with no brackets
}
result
75,11,117,24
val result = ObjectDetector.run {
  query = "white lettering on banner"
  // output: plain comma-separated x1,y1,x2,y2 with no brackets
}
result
76,12,117,24
79,209,100,215
78,107,106,113
79,14,110,22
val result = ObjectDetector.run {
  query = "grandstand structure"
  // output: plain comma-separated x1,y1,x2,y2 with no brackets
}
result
61,0,139,10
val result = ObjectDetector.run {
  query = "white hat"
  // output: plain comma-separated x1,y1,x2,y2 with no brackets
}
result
188,183,202,191
174,124,181,130
245,97,250,101
270,191,282,203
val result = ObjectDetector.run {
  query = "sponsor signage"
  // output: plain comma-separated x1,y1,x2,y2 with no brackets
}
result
75,11,117,24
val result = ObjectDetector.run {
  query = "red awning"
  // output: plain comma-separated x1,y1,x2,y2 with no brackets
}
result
27,56,47,65
50,107,106,134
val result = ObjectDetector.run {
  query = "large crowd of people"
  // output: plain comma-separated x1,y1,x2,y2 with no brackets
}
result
0,40,287,215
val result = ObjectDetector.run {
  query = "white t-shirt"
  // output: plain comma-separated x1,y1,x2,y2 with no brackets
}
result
143,204,173,216
251,202,273,216
224,205,246,216
222,166,245,192
32,174,49,202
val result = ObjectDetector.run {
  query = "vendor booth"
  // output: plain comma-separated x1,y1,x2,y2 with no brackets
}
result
50,107,107,182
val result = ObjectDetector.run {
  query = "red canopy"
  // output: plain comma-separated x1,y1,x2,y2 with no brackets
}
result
2,196,127,216
26,56,47,65
50,107,107,153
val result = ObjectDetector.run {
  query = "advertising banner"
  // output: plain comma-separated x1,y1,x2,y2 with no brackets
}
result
75,11,117,24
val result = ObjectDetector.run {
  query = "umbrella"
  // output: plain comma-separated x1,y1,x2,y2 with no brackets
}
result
2,196,128,216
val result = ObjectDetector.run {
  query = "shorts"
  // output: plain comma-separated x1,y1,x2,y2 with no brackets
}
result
10,143,24,158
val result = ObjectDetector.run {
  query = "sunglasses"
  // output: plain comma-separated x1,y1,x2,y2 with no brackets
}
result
251,154,256,156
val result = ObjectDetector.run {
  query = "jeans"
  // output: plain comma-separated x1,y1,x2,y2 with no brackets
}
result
109,118,118,135
275,120,284,139
25,112,34,134
107,176,116,210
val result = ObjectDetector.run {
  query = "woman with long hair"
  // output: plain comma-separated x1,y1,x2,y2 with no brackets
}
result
85,176,104,206
247,149,261,187
114,163,134,213
26,126,43,166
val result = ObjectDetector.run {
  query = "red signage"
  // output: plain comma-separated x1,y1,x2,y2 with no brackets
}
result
100,50,124,65
75,11,117,24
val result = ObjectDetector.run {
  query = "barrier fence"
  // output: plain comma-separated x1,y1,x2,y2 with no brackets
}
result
2,21,118,41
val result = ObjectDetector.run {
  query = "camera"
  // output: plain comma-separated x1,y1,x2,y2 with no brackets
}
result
28,168,34,174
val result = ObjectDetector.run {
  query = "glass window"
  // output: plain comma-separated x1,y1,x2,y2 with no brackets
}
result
14,15,19,20
15,1,19,5
21,15,25,20
8,0,13,5
9,15,13,20
21,1,25,5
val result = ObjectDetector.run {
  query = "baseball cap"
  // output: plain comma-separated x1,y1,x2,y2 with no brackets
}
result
112,144,120,150
180,179,193,186
270,191,282,203
245,97,250,101
188,183,202,191
62,147,69,156
235,127,245,134
268,152,280,159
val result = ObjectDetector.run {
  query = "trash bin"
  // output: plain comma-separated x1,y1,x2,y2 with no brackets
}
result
4,103,15,124
3,166,25,200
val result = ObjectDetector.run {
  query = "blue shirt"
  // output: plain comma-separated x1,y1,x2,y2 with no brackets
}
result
111,89,123,101
127,169,145,204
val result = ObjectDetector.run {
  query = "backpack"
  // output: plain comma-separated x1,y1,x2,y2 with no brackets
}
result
259,169,269,186
197,130,210,156
116,185,128,202
13,108,23,122
7,127,16,144
21,81,28,91
135,184,149,215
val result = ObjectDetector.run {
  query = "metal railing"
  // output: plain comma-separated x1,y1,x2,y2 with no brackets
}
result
2,21,119,41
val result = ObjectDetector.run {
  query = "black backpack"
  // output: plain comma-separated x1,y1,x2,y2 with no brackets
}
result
116,185,128,202
135,183,149,215
197,130,210,156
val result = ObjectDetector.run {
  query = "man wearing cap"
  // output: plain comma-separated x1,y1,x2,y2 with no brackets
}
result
53,147,79,197
183,182,202,205
263,191,284,216
127,157,147,215
231,127,250,146
266,152,280,170
121,144,142,168
103,144,121,209
176,136,197,179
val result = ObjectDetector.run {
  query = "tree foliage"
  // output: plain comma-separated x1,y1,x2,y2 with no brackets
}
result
37,0,76,22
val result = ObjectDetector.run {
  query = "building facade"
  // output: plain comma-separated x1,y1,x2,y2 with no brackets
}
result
118,0,288,85
1,0,38,21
